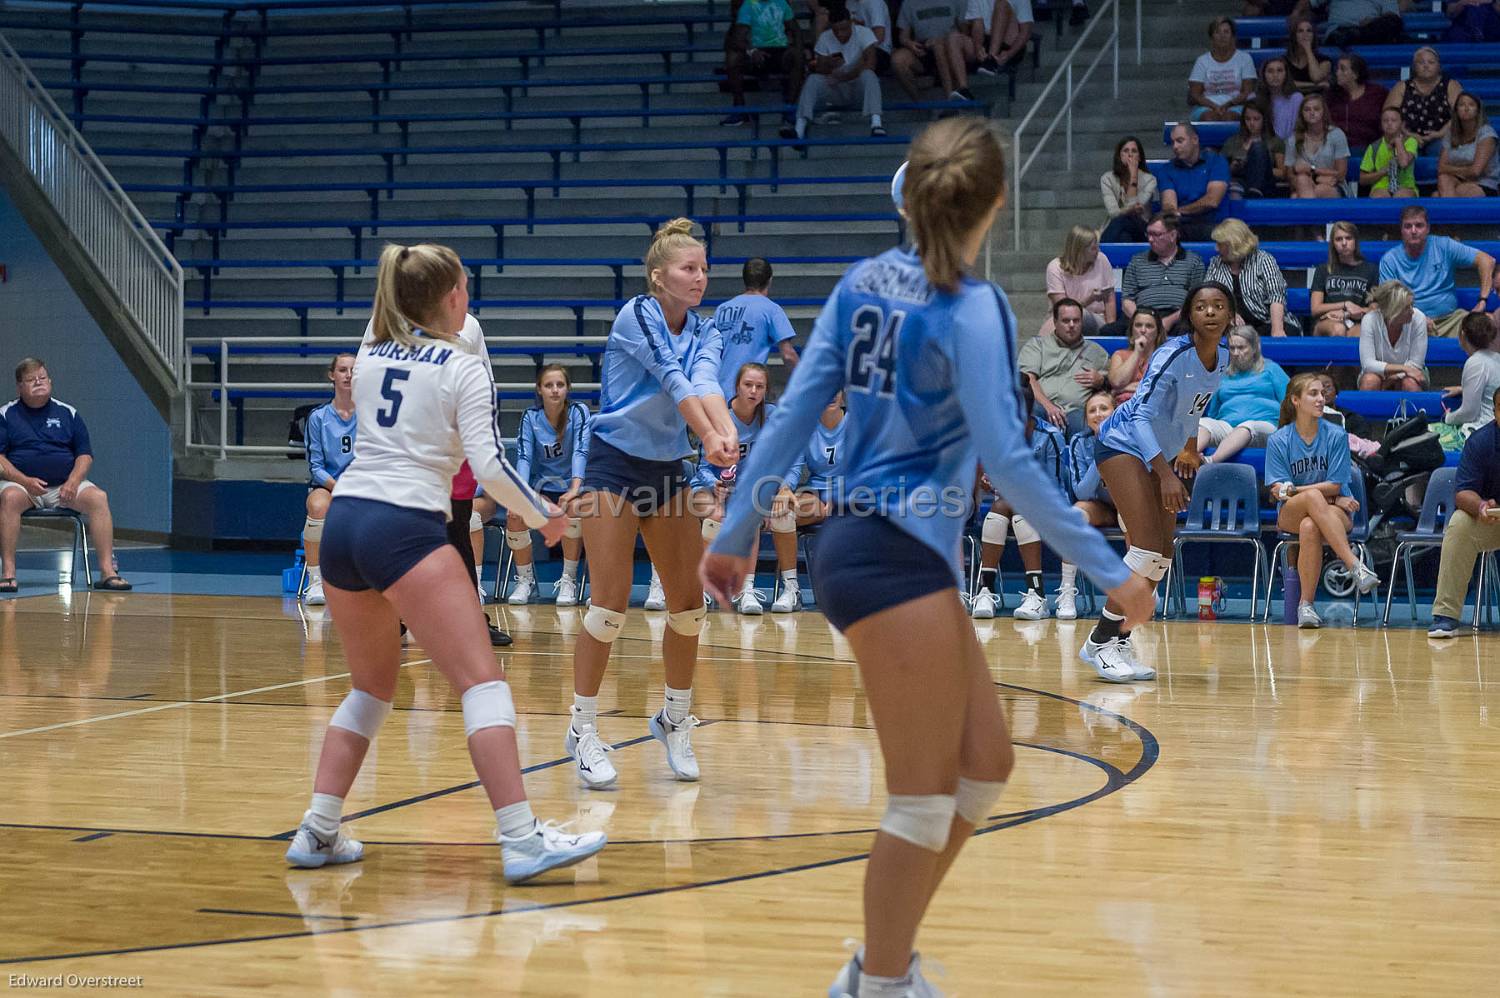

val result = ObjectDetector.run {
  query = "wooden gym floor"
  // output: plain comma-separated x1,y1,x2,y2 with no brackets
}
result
1,591,1497,995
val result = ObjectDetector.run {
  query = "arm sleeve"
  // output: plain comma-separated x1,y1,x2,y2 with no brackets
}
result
712,299,849,558
513,409,535,484
453,359,549,528
1410,312,1428,368
1101,174,1123,215
1360,144,1377,172
1187,254,1206,287
1264,429,1290,487
571,405,591,480
783,446,808,491
306,410,335,487
1358,316,1382,375
769,304,797,346
1118,349,1180,464
1269,360,1290,403
1262,254,1288,304
1188,54,1209,85
1330,129,1350,160
1446,355,1487,425
1017,336,1042,376
1378,253,1396,283
1326,428,1353,497
1121,258,1142,299
954,293,1130,591
689,318,726,399
616,304,700,405
1445,236,1480,270
1455,434,1484,495
1311,265,1328,295
70,411,92,458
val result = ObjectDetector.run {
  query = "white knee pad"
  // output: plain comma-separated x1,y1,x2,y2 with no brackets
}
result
667,604,707,637
328,688,392,740
1124,545,1171,582
981,511,1010,546
563,517,583,540
1011,514,1039,546
303,515,324,543
880,794,957,853
469,509,483,533
583,605,626,643
505,529,532,552
701,518,722,541
955,777,1007,825
460,679,516,737
769,510,796,534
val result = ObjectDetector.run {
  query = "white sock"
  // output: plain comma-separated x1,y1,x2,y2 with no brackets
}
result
780,569,798,589
871,113,883,128
495,799,537,839
1060,563,1077,591
742,573,756,595
664,685,692,726
309,565,322,584
861,973,913,998
474,566,482,586
562,558,579,582
649,567,662,588
517,563,535,583
307,792,342,834
795,117,807,138
571,693,598,732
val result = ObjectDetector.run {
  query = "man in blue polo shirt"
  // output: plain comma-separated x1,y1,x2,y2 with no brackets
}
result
1429,384,1500,637
1379,204,1497,339
0,358,131,592
1158,122,1230,242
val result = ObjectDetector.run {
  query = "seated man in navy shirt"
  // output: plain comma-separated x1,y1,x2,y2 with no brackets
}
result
1158,122,1230,243
1429,384,1500,638
0,358,131,592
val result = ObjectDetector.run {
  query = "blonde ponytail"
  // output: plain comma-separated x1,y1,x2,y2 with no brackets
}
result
371,242,465,348
644,217,704,295
903,119,1007,293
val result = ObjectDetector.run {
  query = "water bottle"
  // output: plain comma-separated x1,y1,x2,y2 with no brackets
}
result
1282,567,1301,625
1198,577,1218,620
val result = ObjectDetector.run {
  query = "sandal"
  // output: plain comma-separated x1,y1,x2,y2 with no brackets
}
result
0,578,16,593
93,575,133,592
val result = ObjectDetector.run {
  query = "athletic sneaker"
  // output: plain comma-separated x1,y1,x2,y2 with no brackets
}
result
507,577,534,606
770,584,801,614
1080,637,1134,683
1115,636,1155,680
488,623,513,647
644,576,666,611
285,815,363,868
1428,615,1458,638
737,586,764,615
499,820,607,885
720,112,749,126
649,708,701,781
1013,589,1049,620
476,582,488,604
565,724,618,789
975,55,1002,76
829,950,942,998
1054,586,1079,620
970,587,998,620
555,576,580,607
303,579,325,606
1354,562,1380,595
1298,603,1322,629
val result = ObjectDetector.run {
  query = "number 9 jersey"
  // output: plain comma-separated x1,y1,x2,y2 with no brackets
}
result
334,330,550,527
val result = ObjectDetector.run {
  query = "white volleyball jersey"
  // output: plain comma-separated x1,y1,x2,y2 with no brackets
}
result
335,329,548,525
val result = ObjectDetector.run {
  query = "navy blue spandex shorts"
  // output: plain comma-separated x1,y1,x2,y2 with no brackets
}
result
320,496,449,592
810,513,961,632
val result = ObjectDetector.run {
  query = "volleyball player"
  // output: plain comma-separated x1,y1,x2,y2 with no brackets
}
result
490,364,589,607
784,390,848,528
301,353,356,606
286,243,605,883
564,218,735,791
1054,388,1121,619
1080,281,1231,683
703,119,1152,998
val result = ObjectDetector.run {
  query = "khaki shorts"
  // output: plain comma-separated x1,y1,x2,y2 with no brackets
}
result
1430,309,1470,339
0,479,96,509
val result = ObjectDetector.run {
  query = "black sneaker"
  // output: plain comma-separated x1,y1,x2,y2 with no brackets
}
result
1427,615,1458,639
489,623,513,647
1070,2,1090,25
870,123,887,137
956,87,977,102
976,55,1001,77
719,112,749,126
779,121,797,140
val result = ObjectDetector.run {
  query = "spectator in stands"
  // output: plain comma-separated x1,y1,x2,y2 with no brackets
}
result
1313,0,1411,48
1100,136,1158,243
1020,297,1110,437
1359,107,1420,198
892,0,973,102
1285,17,1331,93
1379,204,1497,338
1258,58,1304,140
1288,93,1350,198
1310,220,1380,336
301,353,357,607
1117,213,1206,333
711,258,800,400
1107,309,1167,403
1188,17,1258,122
967,0,1034,77
795,3,885,140
1327,52,1388,150
1266,372,1378,629
1222,102,1287,199
1443,311,1500,427
1207,218,1300,337
1427,384,1500,637
1444,0,1500,42
1358,279,1430,390
1384,46,1464,154
1318,373,1375,438
1043,225,1115,335
722,0,804,131
850,0,894,73
1437,93,1499,197
0,358,131,592
1197,326,1290,463
1159,123,1231,241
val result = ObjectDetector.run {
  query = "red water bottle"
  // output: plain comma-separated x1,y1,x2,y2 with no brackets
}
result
1197,577,1218,620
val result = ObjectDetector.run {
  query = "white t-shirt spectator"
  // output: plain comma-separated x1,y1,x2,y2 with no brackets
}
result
1190,49,1258,109
815,24,879,68
898,0,960,42
964,0,1033,34
849,0,893,53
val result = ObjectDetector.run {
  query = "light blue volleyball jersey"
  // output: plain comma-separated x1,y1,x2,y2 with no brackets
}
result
692,402,774,490
1097,334,1228,465
712,293,798,397
305,402,357,487
1068,432,1103,502
785,416,849,493
710,246,1129,592
515,401,591,493
1264,419,1353,501
590,295,724,462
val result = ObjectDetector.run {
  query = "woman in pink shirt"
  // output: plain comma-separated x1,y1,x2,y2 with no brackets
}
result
1043,224,1116,334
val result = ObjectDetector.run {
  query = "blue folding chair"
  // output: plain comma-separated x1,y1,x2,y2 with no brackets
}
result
1168,463,1268,619
1382,467,1457,626
1263,474,1378,623
19,508,94,589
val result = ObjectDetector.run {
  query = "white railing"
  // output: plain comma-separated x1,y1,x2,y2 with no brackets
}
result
1008,0,1142,250
0,32,183,385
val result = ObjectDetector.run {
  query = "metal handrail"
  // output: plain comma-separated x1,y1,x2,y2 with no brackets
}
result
0,32,183,384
